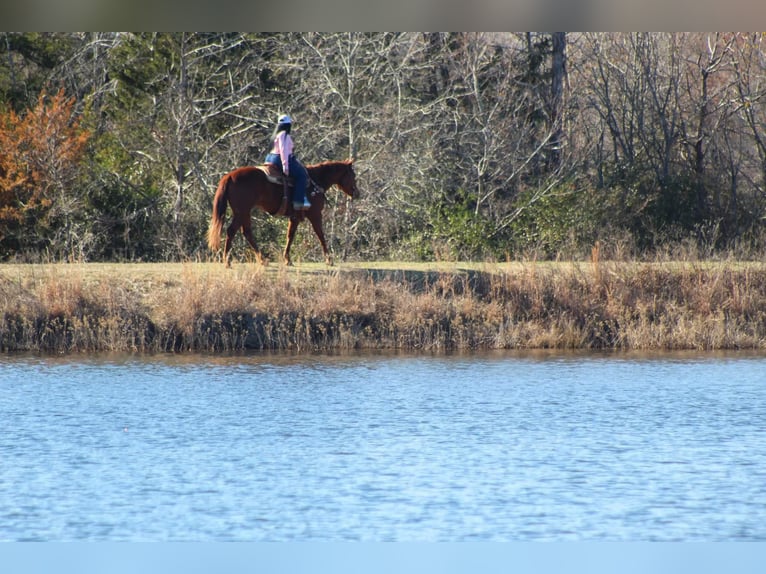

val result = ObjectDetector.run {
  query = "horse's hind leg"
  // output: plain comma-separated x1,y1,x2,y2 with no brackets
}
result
282,218,300,266
223,220,239,268
242,220,268,265
308,214,333,266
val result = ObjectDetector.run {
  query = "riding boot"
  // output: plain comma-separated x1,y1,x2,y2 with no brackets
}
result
293,183,310,211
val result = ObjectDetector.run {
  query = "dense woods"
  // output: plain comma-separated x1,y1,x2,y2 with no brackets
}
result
1,32,765,263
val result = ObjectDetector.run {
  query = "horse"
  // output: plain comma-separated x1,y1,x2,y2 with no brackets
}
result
207,159,360,267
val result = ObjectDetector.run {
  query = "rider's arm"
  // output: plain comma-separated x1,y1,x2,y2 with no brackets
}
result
276,132,293,175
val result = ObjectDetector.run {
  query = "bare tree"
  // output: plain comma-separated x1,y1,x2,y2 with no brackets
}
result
549,32,567,169
731,33,766,198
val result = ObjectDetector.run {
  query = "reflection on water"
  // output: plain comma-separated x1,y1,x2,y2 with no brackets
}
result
1,350,765,541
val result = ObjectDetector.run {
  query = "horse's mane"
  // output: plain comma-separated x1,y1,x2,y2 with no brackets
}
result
307,159,354,171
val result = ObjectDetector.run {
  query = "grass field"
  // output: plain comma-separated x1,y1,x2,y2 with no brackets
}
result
2,259,766,353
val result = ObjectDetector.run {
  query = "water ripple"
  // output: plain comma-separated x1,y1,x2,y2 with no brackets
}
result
1,351,765,541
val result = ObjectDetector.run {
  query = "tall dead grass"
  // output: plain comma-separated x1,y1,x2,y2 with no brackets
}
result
2,261,766,353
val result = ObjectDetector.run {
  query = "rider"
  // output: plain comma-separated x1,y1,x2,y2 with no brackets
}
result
264,114,310,211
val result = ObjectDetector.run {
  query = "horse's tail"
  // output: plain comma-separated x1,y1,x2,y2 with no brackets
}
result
207,174,230,251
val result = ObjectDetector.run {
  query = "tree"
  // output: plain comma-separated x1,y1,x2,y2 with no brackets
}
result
549,32,567,169
0,33,78,111
0,88,90,258
84,32,280,260
2,32,766,262
731,33,766,202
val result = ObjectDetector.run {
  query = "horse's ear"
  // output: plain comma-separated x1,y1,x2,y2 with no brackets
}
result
347,157,355,165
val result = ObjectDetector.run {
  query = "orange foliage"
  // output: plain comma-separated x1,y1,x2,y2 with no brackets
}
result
0,88,90,234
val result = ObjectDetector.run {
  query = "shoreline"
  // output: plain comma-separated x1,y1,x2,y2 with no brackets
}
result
2,261,766,354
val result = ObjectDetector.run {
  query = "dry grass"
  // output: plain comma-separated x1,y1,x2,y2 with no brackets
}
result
2,259,766,353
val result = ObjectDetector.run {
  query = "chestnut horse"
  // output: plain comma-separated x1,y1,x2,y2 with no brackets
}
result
207,159,359,266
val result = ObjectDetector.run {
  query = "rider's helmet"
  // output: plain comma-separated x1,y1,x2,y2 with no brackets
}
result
277,114,292,133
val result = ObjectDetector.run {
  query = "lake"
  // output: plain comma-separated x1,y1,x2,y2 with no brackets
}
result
1,350,765,541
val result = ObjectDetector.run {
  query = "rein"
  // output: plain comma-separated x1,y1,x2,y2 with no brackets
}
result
308,177,325,198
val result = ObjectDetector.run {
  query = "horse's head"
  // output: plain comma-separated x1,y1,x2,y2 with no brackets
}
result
338,159,360,200
308,159,361,200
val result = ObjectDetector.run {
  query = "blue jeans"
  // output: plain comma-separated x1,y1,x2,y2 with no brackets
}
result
264,153,307,202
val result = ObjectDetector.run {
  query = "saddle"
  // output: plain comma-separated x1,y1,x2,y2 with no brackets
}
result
257,163,324,216
259,163,322,216
258,163,293,186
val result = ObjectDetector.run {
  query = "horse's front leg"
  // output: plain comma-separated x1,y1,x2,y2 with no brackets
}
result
283,218,300,266
308,213,333,266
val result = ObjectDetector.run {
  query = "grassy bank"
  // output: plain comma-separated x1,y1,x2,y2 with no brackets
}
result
2,260,766,353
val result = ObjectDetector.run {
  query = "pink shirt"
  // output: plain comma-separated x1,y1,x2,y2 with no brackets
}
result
272,131,294,174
